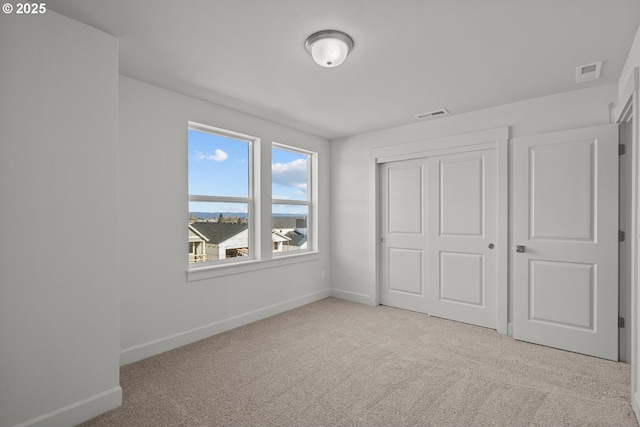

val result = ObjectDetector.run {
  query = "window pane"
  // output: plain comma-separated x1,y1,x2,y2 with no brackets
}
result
188,129,249,197
272,147,308,201
189,202,249,263
272,205,308,253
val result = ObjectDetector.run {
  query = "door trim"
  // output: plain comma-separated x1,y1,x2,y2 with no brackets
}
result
369,127,509,334
617,66,640,417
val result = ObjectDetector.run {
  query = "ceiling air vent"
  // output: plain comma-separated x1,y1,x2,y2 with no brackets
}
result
576,61,602,83
415,109,449,120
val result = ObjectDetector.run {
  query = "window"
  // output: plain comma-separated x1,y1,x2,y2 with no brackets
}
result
187,121,318,277
272,144,311,254
188,122,254,265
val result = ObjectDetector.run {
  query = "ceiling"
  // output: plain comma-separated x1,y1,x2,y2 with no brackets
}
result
48,0,640,140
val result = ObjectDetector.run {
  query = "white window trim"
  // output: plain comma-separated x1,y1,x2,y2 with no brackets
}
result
187,121,260,268
271,142,316,257
186,124,320,281
187,251,321,281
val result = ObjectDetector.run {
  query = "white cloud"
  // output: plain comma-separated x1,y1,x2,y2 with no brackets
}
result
194,149,228,162
272,158,307,192
209,149,228,162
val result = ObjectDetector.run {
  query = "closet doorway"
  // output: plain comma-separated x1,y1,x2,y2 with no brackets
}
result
375,128,508,331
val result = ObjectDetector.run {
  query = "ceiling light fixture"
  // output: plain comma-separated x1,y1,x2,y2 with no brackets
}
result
305,30,354,68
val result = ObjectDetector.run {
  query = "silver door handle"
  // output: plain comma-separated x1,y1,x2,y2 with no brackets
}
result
381,238,386,243
516,245,525,253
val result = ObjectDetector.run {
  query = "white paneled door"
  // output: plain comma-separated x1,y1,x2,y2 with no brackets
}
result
513,125,619,360
425,150,497,329
379,158,428,313
380,148,498,329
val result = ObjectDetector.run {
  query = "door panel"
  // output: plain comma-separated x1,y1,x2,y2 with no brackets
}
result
426,149,497,328
529,260,595,330
388,248,423,295
379,159,427,313
530,140,595,241
388,165,423,234
513,124,618,360
439,157,484,237
439,251,484,306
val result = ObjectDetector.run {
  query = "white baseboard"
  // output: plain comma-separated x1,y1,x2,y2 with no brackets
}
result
507,322,514,337
120,288,331,365
634,391,640,420
13,386,122,427
331,288,374,306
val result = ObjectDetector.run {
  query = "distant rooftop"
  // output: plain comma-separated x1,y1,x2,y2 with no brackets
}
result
272,216,307,230
285,230,307,247
190,222,248,244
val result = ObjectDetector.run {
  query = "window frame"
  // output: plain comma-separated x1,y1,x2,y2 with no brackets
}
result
271,142,314,257
187,121,258,267
186,122,320,282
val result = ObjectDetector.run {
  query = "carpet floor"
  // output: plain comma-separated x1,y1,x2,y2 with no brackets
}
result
80,297,638,426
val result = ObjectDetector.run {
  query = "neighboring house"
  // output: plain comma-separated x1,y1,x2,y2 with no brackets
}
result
272,230,291,252
190,220,307,259
189,222,249,261
285,230,307,250
188,225,209,263
272,216,297,232
294,218,307,235
273,216,307,234
272,217,308,252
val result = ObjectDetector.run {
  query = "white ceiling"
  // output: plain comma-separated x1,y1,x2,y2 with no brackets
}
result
49,0,640,140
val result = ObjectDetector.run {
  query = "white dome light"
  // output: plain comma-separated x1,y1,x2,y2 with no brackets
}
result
305,30,354,68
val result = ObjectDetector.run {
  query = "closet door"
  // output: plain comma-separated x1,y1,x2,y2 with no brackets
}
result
379,147,499,329
512,124,619,360
425,149,498,329
379,158,428,313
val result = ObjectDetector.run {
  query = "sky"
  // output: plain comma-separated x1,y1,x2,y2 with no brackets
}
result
188,129,308,215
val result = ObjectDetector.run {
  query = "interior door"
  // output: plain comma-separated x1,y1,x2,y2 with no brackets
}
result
379,147,498,329
425,149,498,329
512,124,619,360
379,158,428,313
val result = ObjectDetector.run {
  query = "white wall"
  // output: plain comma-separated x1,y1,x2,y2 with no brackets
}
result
0,11,121,427
619,24,640,102
118,76,331,364
330,84,617,311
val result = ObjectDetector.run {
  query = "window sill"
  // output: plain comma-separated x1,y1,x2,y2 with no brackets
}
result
187,251,321,282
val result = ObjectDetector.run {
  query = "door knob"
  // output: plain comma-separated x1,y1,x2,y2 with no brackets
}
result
381,238,386,243
488,243,495,249
516,245,525,253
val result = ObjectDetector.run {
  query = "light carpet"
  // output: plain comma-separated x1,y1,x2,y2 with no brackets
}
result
80,297,637,426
